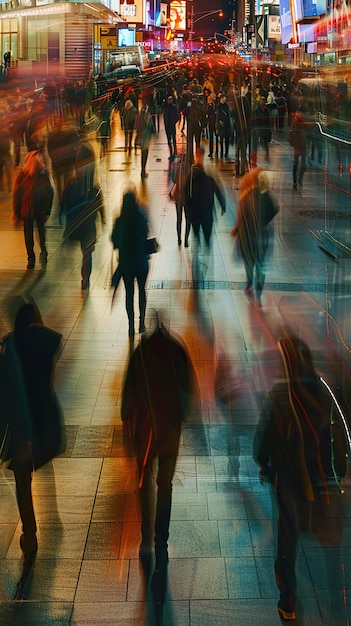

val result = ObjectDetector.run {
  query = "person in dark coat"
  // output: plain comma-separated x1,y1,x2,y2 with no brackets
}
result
205,92,218,158
163,95,179,160
252,97,271,165
232,91,252,176
121,319,199,602
136,102,154,179
216,93,232,159
184,146,226,248
111,188,149,339
184,97,203,165
254,333,347,621
2,299,63,564
12,150,54,269
122,99,137,153
60,141,106,289
231,169,279,306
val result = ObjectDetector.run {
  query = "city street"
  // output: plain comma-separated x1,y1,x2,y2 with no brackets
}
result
0,111,351,625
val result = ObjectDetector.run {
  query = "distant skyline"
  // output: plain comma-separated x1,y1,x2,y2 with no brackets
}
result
188,0,235,38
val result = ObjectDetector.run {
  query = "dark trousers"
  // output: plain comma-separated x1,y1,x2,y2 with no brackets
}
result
81,244,94,288
12,461,37,538
23,213,47,264
141,148,149,176
192,220,213,248
176,202,190,244
124,129,133,151
123,269,148,336
166,125,177,157
137,429,180,563
208,123,218,156
219,136,229,157
235,136,248,176
293,150,306,185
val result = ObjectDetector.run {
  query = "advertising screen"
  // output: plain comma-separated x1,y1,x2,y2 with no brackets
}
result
169,0,186,30
118,28,136,46
119,0,144,23
279,0,293,44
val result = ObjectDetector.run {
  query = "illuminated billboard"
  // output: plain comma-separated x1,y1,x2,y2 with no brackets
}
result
294,0,326,20
279,0,293,44
169,0,186,30
156,2,168,26
118,28,136,46
119,0,144,23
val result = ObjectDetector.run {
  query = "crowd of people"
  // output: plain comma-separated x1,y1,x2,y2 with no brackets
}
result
1,65,344,620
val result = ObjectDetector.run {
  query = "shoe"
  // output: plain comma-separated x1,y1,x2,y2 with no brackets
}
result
20,533,38,561
151,566,168,604
277,602,296,620
141,172,148,179
139,324,146,334
184,240,189,248
81,280,90,290
26,262,35,269
208,153,213,158
292,183,297,190
178,239,182,246
244,287,254,302
39,251,48,266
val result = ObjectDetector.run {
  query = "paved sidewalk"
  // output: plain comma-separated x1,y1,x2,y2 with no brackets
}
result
0,115,351,625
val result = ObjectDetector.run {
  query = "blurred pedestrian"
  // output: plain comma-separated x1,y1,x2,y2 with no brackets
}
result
60,141,106,289
111,187,149,339
121,317,198,602
254,333,347,621
1,299,63,565
96,95,112,158
136,101,154,178
122,99,137,153
47,121,79,210
184,146,226,248
205,92,218,159
163,95,179,160
275,90,287,132
216,93,231,159
170,153,190,246
231,169,279,306
184,97,203,165
12,150,54,269
252,97,271,166
289,108,307,190
232,90,251,177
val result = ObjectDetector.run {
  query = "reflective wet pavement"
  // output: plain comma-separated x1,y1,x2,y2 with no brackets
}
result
1,114,351,625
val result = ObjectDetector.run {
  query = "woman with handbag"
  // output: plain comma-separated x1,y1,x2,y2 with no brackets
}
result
111,187,150,340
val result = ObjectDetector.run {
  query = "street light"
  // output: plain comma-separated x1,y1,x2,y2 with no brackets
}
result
188,6,223,56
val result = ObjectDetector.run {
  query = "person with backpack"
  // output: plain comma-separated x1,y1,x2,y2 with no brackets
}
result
254,333,347,621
